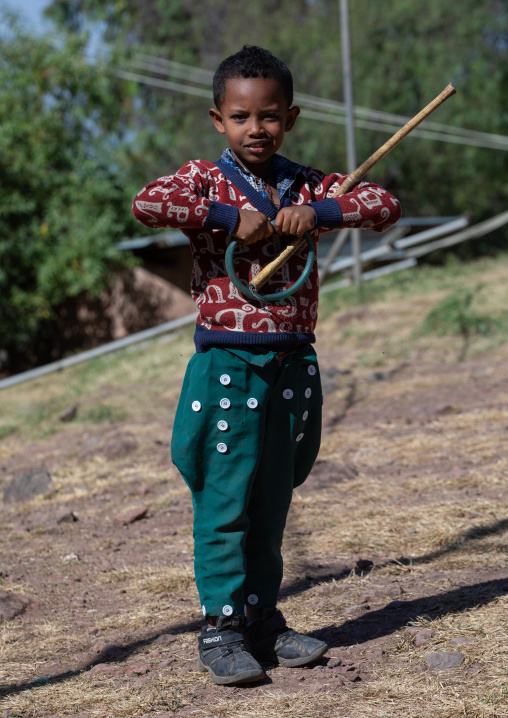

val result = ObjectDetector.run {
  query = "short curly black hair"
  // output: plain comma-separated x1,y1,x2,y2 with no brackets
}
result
213,45,293,109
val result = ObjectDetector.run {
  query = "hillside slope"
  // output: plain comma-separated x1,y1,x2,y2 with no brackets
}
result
1,255,508,718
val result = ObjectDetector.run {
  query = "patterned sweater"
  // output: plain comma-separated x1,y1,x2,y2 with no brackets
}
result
132,156,401,350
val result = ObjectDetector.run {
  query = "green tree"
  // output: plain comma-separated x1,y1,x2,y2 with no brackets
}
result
44,0,344,174
3,1,507,370
0,7,139,371
45,0,508,222
348,0,508,222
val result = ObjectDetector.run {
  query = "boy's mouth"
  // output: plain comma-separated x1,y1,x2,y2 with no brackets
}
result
245,141,270,153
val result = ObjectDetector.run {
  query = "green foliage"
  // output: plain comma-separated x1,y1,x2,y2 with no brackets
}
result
0,8,138,367
319,251,508,322
348,1,508,221
419,285,500,338
45,0,508,221
3,1,508,371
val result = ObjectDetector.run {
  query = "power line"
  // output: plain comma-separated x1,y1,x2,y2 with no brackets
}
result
115,69,212,100
11,24,507,150
115,62,508,151
298,108,508,151
120,53,508,151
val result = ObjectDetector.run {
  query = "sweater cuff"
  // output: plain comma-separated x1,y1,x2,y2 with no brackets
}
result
309,198,343,228
204,201,239,234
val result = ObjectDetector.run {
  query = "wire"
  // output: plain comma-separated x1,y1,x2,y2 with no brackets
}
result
115,69,212,100
8,22,507,150
298,109,508,151
115,64,508,151
121,53,508,151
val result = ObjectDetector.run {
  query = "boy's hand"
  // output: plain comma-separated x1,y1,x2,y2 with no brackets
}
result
274,206,316,237
234,209,274,245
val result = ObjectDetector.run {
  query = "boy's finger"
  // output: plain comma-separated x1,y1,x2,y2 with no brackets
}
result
287,217,302,236
291,218,303,236
264,219,274,238
273,209,287,235
298,219,313,236
278,217,292,236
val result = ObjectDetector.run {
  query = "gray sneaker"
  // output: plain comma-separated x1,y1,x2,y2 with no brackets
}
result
197,615,265,685
244,608,328,667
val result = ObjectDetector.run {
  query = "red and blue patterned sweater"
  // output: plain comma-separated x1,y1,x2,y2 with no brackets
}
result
132,155,401,351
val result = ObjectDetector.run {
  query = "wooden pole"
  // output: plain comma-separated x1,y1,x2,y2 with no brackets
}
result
339,0,362,287
249,83,456,292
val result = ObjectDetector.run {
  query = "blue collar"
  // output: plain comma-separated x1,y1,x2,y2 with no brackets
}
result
215,148,303,219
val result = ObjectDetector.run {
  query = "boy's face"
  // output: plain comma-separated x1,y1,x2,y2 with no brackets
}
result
209,76,299,175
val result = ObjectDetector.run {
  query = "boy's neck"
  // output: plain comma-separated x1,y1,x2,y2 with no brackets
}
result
230,149,274,179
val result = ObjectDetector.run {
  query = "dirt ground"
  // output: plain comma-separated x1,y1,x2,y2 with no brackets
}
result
1,264,508,718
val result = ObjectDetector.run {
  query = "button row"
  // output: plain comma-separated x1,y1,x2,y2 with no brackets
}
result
193,367,316,414
192,397,258,412
221,369,314,389
193,391,312,410
283,387,312,400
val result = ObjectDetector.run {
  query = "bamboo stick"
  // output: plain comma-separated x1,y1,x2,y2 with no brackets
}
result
249,83,456,291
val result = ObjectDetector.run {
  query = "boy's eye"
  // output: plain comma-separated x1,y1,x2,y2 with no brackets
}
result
231,114,246,121
264,114,279,120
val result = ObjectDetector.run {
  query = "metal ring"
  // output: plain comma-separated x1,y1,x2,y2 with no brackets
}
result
225,229,315,303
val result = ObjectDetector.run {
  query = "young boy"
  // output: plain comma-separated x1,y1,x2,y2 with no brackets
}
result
133,45,401,685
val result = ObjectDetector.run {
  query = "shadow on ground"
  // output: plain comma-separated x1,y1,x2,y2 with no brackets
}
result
2,515,507,699
281,515,508,598
314,576,508,647
2,573,507,700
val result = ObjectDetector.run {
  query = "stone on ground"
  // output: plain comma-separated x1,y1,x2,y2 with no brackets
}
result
3,469,52,504
0,588,30,622
425,651,464,670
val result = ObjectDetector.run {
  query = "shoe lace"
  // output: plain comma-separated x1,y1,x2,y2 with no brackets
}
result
218,645,235,658
274,627,297,647
216,637,245,658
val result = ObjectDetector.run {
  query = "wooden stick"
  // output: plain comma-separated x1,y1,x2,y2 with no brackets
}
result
249,83,456,291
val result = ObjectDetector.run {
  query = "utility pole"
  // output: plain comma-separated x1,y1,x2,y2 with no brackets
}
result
339,0,361,286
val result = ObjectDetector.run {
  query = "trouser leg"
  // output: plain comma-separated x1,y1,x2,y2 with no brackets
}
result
171,345,321,617
171,348,276,617
244,346,322,609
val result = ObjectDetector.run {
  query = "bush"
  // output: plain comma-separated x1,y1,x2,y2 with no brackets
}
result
0,9,137,372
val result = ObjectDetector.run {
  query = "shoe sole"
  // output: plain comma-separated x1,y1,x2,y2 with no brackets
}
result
276,642,329,668
196,657,265,685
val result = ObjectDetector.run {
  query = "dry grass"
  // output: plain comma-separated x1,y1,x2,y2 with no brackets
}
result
2,255,508,717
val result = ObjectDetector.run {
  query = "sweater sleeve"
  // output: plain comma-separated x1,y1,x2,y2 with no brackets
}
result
309,171,401,232
132,160,239,234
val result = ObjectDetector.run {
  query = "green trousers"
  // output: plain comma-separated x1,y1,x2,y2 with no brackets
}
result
171,344,322,618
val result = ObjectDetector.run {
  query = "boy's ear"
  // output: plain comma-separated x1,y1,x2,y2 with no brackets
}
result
285,106,300,132
209,108,226,134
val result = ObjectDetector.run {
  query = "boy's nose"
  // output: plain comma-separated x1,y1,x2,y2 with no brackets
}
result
248,120,265,136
